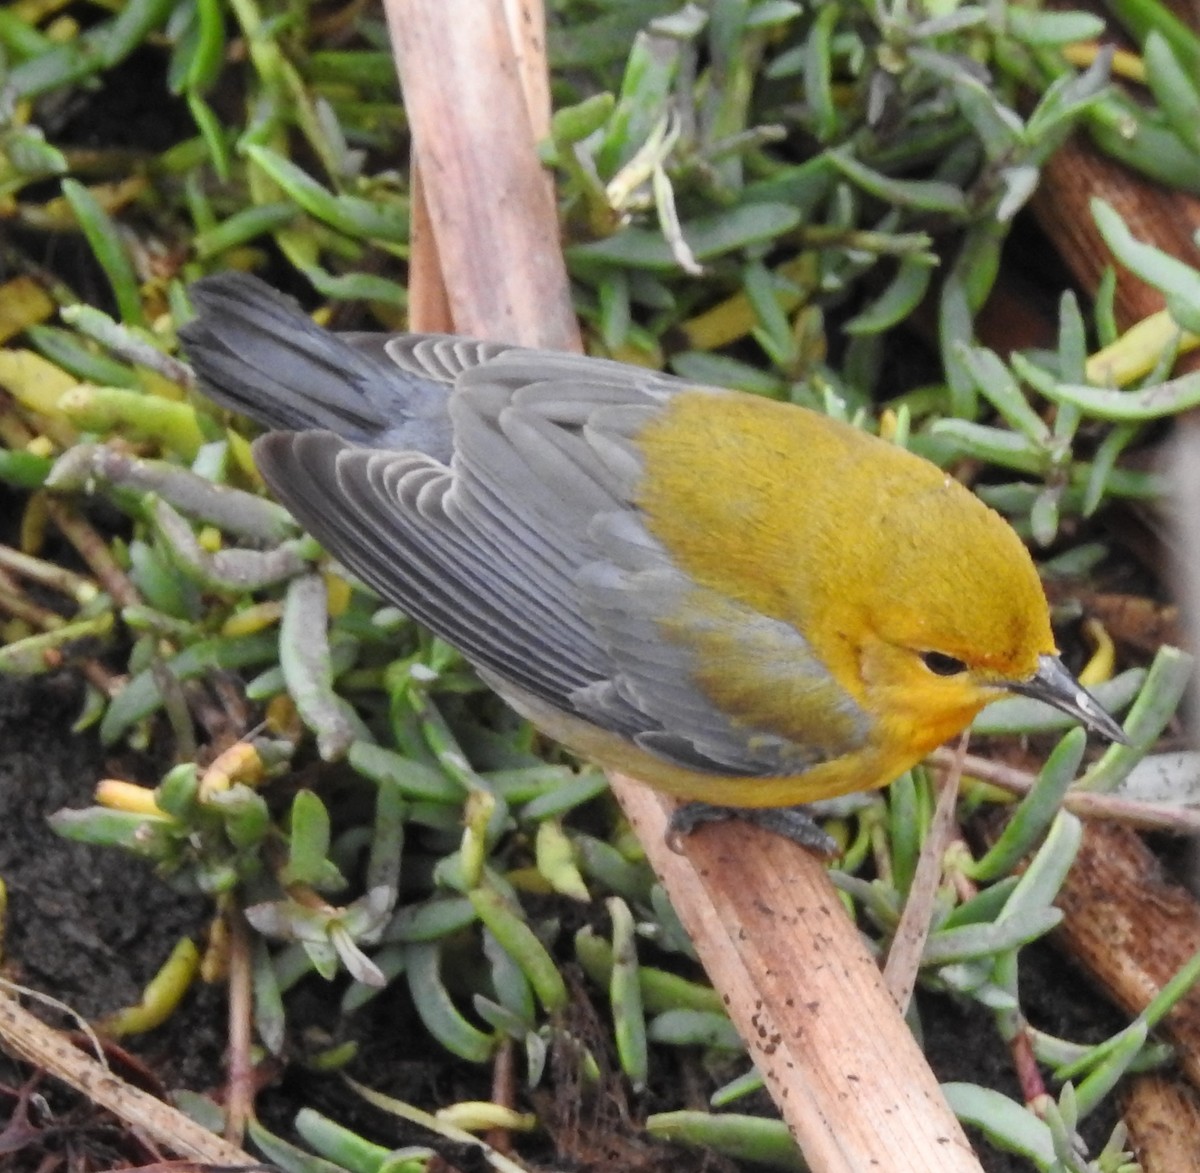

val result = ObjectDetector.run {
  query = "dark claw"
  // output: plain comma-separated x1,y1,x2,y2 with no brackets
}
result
667,801,839,857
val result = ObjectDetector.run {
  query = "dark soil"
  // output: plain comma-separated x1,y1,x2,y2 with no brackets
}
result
0,662,1126,1172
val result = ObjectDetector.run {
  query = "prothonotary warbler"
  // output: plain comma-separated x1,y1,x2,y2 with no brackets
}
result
181,273,1125,844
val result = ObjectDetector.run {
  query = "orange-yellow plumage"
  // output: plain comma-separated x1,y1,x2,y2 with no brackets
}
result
180,273,1125,825
615,388,1059,804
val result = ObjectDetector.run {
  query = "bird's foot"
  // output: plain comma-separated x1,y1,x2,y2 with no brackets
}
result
667,801,839,857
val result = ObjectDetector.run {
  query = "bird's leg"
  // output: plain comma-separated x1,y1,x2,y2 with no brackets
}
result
667,802,839,857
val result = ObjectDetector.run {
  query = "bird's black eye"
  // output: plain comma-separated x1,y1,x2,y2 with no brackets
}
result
921,651,967,677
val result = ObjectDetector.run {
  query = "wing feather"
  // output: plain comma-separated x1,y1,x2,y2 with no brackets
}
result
251,344,870,779
374,334,517,383
257,434,589,701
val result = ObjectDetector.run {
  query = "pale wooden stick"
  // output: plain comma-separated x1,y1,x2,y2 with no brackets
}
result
613,778,982,1171
384,2,984,1167
384,0,580,352
407,166,454,334
502,0,552,140
0,989,256,1165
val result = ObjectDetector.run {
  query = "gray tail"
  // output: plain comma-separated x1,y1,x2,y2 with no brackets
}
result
180,272,415,442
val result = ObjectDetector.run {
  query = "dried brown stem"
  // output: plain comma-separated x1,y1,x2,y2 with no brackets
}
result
884,732,968,1010
484,1037,518,1155
0,542,98,604
613,779,982,1171
0,989,254,1164
1055,822,1200,1090
384,0,580,351
1121,1072,1200,1173
223,902,256,1146
407,168,454,334
1034,133,1200,334
0,566,66,630
1008,1024,1047,1106
44,498,141,610
929,747,1200,834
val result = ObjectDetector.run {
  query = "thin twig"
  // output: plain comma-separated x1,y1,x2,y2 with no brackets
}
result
0,543,99,604
224,901,256,1146
930,747,1200,833
0,565,67,630
0,988,255,1164
884,733,969,1010
485,1038,518,1155
44,497,141,609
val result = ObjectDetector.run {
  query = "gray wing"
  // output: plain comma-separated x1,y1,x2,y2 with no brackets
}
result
183,273,516,460
255,350,868,777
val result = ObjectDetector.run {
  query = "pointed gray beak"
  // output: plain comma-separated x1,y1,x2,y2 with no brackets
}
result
1007,654,1129,744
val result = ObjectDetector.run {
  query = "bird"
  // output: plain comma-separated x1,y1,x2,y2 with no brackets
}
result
180,271,1125,846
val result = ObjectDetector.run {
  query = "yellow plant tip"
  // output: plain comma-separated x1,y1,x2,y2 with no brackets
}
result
460,789,497,888
197,525,223,553
681,283,766,350
369,303,406,331
265,693,301,738
0,407,35,453
960,776,1017,805
138,368,186,403
26,435,55,458
96,779,167,816
50,176,148,224
821,817,851,853
836,887,857,919
19,492,49,556
46,16,78,44
307,1040,360,1071
612,820,647,864
878,408,899,443
199,742,265,799
1086,310,1200,387
0,349,80,445
221,599,284,638
794,304,827,364
1062,42,1146,84
98,937,201,1038
59,385,206,459
504,865,555,895
322,570,353,617
434,1102,538,1133
535,819,591,902
273,226,321,279
1077,617,1116,687
681,255,811,350
226,428,262,483
606,341,663,369
0,276,56,344
941,838,973,873
200,913,231,983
